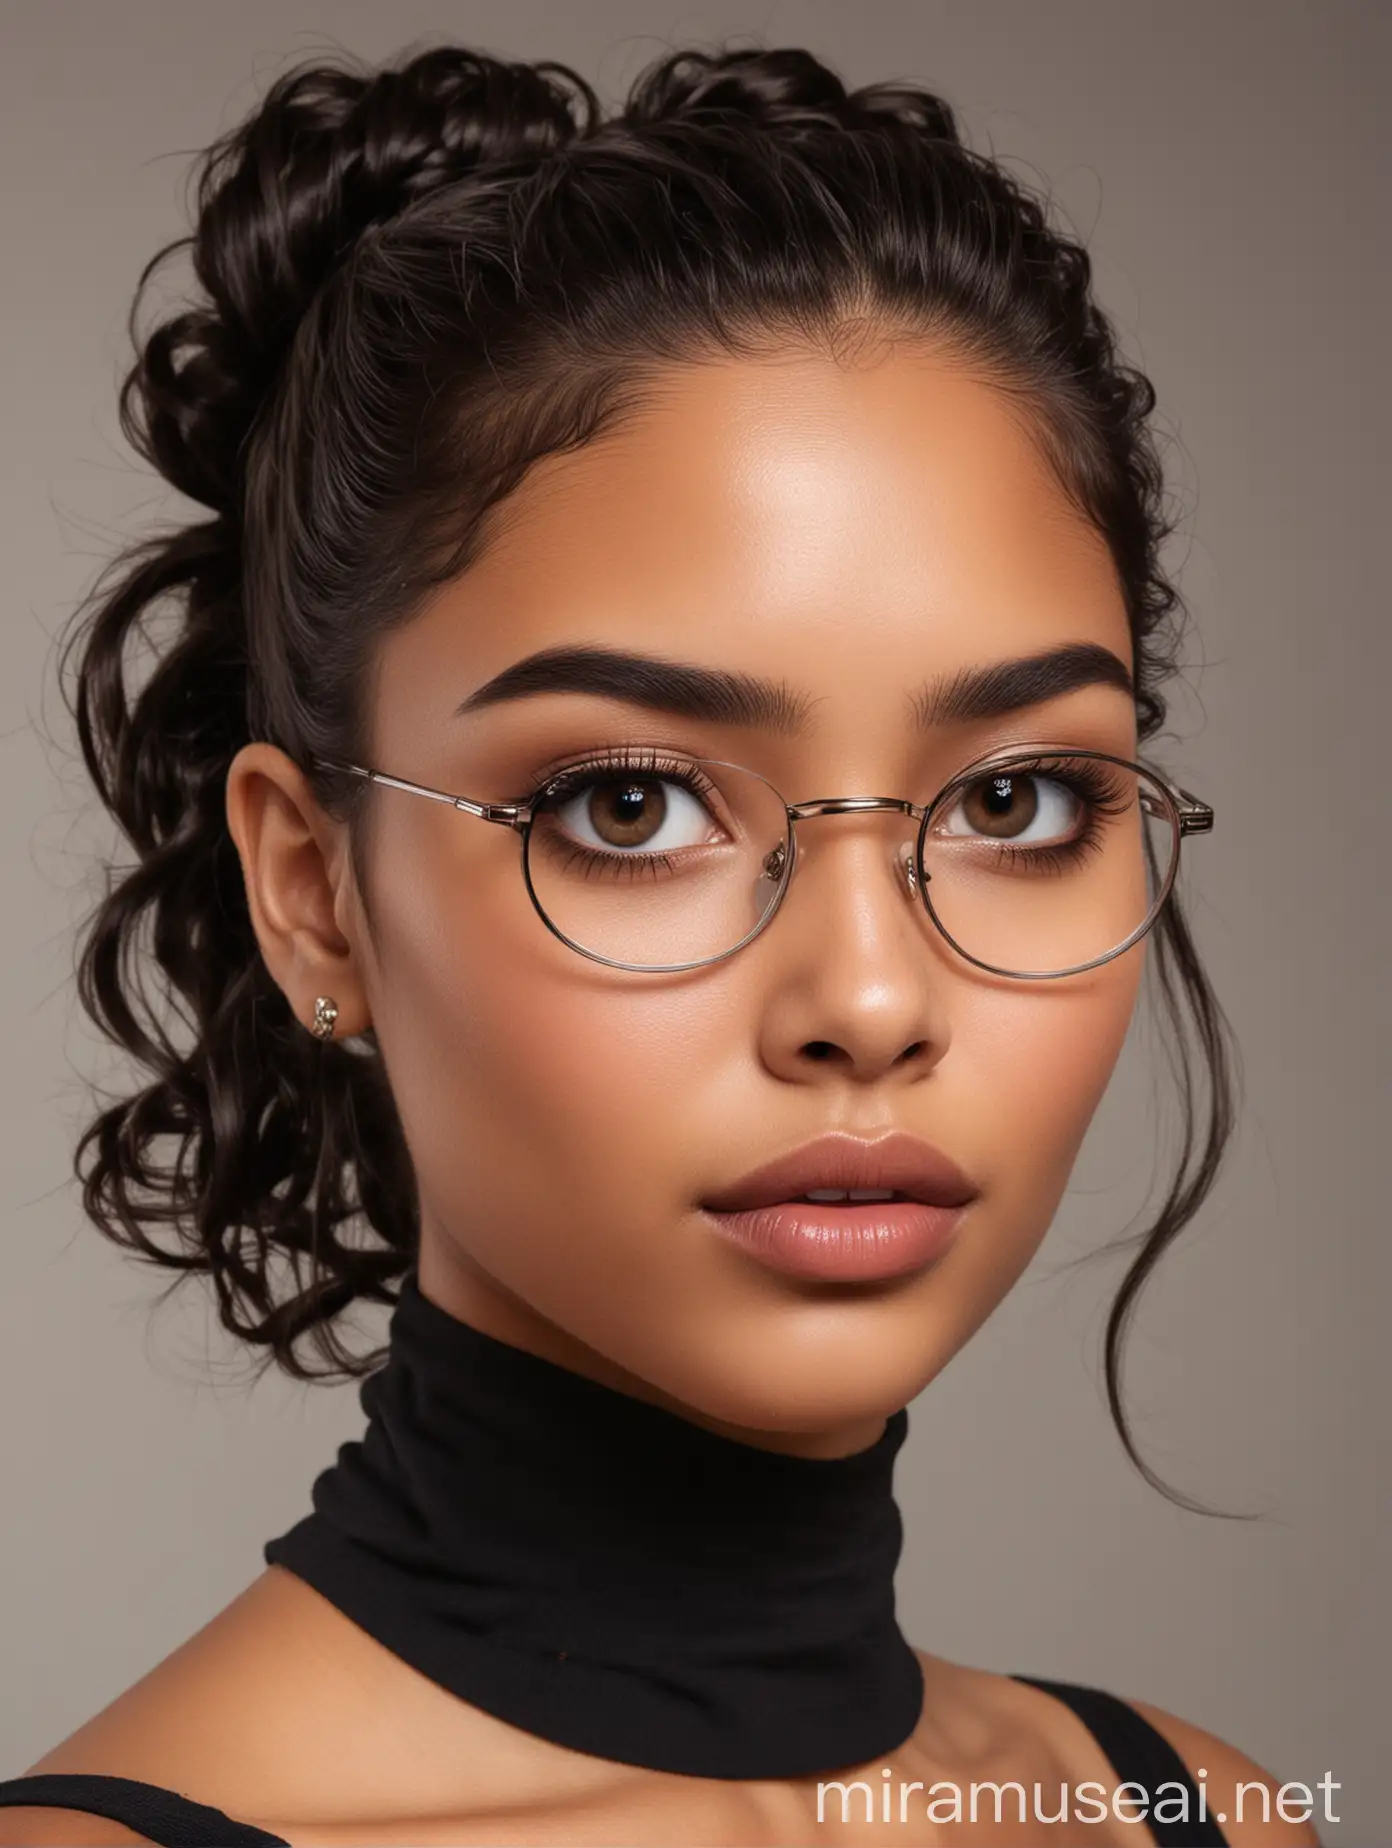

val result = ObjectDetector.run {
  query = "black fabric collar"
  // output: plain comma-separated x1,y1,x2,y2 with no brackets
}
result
263,1271,924,1779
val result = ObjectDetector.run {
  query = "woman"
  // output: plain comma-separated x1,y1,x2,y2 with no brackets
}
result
0,39,1318,1848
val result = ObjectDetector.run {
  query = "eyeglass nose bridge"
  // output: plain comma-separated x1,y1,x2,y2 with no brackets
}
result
787,796,928,822
770,794,932,899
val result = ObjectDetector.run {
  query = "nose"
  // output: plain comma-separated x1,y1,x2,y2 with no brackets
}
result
762,827,920,903
754,806,949,1086
787,808,928,931
777,794,926,904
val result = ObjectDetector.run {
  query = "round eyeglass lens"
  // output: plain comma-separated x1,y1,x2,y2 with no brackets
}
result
916,751,1179,978
522,755,792,970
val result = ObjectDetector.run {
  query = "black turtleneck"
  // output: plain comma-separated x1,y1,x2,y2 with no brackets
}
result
262,1271,924,1780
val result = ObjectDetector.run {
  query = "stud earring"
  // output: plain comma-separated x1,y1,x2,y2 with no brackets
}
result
308,995,339,1041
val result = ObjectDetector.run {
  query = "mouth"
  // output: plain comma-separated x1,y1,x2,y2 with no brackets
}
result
787,1189,907,1203
700,1131,978,1214
698,1132,979,1282
700,1195,971,1284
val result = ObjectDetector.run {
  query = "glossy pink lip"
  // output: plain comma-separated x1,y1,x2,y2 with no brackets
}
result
698,1131,979,1283
701,1131,978,1214
702,1199,969,1282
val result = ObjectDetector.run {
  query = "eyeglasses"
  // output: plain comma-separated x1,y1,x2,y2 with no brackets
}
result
314,743,1213,979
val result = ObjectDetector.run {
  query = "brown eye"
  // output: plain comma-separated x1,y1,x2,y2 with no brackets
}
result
542,772,718,856
961,773,1038,838
584,777,668,848
938,772,1084,846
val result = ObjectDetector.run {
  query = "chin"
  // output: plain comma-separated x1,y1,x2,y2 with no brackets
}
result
628,1285,965,1441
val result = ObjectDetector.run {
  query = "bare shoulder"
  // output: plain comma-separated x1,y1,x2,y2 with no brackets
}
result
1,1567,655,1841
0,1806,156,1844
908,1652,1322,1848
1127,1696,1322,1846
0,1568,337,1840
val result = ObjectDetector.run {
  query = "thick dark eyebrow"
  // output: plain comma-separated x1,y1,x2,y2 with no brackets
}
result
453,639,1134,733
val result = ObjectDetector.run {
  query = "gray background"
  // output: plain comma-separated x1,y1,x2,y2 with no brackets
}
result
1,1,1385,1838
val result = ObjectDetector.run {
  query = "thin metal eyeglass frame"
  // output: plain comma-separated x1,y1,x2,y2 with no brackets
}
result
312,743,1214,980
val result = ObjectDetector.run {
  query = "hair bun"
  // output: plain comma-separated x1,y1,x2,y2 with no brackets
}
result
624,45,959,141
129,47,598,516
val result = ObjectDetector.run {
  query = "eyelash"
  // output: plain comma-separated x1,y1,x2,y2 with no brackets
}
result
952,753,1132,876
519,745,1131,878
522,747,722,881
526,744,720,806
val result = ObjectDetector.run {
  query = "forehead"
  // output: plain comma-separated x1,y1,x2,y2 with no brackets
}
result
381,345,1131,747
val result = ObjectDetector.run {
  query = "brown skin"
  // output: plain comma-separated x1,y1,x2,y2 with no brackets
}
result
5,346,1317,1845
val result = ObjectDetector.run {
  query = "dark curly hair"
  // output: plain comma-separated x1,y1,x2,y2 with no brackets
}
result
58,37,1238,1508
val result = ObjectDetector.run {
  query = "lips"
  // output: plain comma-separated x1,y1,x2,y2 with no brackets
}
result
700,1130,978,1214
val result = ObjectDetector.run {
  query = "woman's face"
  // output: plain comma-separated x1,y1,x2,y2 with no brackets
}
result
255,343,1147,1455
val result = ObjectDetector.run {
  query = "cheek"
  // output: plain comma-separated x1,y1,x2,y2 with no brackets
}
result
960,943,1145,1236
368,865,706,1269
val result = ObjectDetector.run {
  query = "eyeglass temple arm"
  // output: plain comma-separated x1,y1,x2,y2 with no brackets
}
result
1141,774,1214,836
1176,790,1214,835
323,762,534,828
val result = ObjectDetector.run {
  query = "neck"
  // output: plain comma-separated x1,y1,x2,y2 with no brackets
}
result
263,1265,925,1779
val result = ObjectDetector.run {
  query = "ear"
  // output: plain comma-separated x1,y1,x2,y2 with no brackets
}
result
225,742,373,1038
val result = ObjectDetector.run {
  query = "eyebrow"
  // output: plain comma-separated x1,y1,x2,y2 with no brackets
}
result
453,638,1135,734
